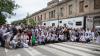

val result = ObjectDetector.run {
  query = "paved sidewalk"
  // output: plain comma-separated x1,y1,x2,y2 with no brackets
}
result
0,47,6,56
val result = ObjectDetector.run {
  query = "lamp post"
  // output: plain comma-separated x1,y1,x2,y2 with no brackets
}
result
57,1,60,27
57,12,60,27
93,17,95,43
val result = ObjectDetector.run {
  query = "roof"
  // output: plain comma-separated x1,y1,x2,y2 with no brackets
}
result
30,0,70,17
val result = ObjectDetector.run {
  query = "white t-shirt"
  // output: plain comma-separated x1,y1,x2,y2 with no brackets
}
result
85,31,92,38
96,36,100,44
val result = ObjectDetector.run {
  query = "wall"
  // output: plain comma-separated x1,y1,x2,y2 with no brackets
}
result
30,0,100,29
43,17,84,28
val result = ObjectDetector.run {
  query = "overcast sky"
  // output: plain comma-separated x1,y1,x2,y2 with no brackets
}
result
6,0,51,24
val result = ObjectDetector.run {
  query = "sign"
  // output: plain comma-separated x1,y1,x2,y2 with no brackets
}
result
68,21,73,26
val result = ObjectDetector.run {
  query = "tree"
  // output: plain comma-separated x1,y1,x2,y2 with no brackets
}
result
11,20,20,25
28,18,36,26
11,19,27,25
0,13,6,25
0,0,18,25
22,19,27,25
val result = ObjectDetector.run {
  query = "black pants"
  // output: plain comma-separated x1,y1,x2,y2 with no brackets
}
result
76,37,80,42
86,38,90,43
10,34,16,41
0,37,5,47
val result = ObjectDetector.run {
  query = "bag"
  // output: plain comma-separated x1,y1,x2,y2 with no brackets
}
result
16,42,23,48
86,38,90,43
23,43,29,48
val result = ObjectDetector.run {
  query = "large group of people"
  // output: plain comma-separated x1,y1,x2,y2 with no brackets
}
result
0,24,100,49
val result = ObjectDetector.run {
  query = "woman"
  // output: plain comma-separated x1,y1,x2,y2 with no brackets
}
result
20,31,29,48
27,29,32,45
37,32,43,45
4,32,12,48
59,32,64,42
80,33,86,42
11,32,22,48
10,29,23,48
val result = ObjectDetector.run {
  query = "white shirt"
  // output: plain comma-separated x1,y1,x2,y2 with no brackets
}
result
96,36,100,44
85,31,92,38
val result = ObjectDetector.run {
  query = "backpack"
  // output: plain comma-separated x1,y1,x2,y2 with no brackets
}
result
16,41,23,48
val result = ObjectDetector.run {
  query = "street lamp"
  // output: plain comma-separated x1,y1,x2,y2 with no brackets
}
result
57,1,60,27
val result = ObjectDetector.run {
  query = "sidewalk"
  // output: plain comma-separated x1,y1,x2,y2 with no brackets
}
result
0,47,6,56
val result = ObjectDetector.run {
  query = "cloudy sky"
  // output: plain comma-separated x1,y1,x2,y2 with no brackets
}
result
6,0,51,24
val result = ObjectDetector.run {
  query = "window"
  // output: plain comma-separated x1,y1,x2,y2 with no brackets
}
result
94,0,100,9
79,1,84,12
41,15,42,20
60,7,64,17
49,10,56,18
51,11,53,18
76,21,82,26
53,10,55,18
49,12,51,19
69,5,73,15
38,16,40,21
52,23,55,26
44,13,46,20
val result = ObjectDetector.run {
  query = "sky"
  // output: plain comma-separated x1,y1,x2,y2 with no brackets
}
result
6,0,52,24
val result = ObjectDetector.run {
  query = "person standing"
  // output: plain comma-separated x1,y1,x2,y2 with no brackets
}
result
85,29,91,43
27,28,32,45
21,31,29,48
96,32,100,44
10,25,17,41
75,29,80,42
0,25,5,47
63,28,68,41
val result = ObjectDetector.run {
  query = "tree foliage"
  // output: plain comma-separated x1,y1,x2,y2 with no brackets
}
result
0,0,18,25
11,20,24,25
0,13,6,25
28,18,36,26
11,18,36,26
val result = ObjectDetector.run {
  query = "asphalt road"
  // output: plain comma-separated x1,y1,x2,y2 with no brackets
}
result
1,42,100,56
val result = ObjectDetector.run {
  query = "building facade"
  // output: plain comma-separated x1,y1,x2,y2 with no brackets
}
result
30,0,100,29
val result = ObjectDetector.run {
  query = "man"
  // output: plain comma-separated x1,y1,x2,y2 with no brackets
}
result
85,29,91,43
10,25,17,41
63,28,70,41
0,25,5,47
75,29,80,42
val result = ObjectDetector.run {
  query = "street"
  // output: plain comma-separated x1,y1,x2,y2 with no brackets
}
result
0,0,100,56
1,42,100,56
